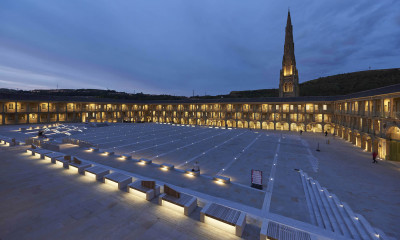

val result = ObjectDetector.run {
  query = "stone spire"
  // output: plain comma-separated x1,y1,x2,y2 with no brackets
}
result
279,10,299,98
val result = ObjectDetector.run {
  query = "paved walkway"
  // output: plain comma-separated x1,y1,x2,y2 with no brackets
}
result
0,145,261,239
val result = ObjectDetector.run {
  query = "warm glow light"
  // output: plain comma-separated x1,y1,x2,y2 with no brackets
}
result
85,171,97,180
104,178,119,189
68,165,80,174
215,179,225,185
162,200,185,214
161,167,168,171
204,216,236,235
55,160,65,168
128,187,147,200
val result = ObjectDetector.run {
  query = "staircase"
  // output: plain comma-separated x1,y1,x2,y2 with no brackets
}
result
300,170,388,240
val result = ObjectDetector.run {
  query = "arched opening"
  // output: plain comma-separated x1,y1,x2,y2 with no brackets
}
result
386,126,400,161
355,133,361,147
197,119,205,126
249,121,255,129
226,120,235,128
324,124,334,134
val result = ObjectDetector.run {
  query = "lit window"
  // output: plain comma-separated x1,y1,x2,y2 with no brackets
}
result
323,105,327,111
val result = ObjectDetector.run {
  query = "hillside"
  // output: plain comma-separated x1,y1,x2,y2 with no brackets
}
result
224,68,400,98
1,68,399,100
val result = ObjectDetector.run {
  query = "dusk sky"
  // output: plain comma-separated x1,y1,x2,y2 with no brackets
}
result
0,0,399,96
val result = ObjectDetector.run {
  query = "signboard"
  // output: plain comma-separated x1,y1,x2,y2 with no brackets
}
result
251,169,263,190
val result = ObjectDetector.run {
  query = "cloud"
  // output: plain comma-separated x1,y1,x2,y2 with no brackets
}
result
0,0,398,96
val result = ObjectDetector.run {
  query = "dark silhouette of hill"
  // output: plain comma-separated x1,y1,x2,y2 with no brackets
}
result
0,68,398,100
222,68,400,98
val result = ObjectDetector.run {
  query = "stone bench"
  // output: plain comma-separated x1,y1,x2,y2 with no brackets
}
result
158,185,197,216
88,147,99,152
121,154,132,160
104,172,132,189
55,155,72,168
68,157,92,174
33,149,53,159
84,166,110,180
200,202,246,237
213,175,230,184
26,144,39,155
160,163,174,171
2,138,18,146
128,180,160,201
44,152,66,163
185,169,200,176
103,150,114,156
139,158,152,165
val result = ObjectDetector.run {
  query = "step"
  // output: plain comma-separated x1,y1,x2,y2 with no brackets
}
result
332,194,360,239
310,179,332,232
299,171,317,226
315,182,341,234
303,173,324,228
322,187,351,238
342,202,371,240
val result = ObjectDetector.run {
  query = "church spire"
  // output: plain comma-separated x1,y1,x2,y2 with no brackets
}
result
283,10,295,67
279,10,299,98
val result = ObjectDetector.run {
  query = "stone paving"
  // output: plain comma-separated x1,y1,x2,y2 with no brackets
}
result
0,146,259,240
1,123,399,239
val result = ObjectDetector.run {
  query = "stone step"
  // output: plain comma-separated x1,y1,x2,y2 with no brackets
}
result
302,172,323,228
321,187,351,238
299,171,317,226
310,179,332,231
331,194,360,239
314,182,340,234
342,202,371,240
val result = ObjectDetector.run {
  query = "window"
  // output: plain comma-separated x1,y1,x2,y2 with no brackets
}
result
276,105,279,110
42,104,46,109
298,105,301,110
314,105,319,111
9,103,13,109
323,105,327,111
290,105,294,111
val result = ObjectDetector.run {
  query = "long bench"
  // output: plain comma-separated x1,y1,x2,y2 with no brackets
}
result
84,166,110,181
128,180,160,201
44,152,66,163
1,138,19,146
33,149,52,159
68,157,92,174
200,202,246,237
104,172,132,189
55,155,72,168
158,185,197,216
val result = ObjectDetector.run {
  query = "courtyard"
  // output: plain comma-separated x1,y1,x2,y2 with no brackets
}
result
0,123,399,239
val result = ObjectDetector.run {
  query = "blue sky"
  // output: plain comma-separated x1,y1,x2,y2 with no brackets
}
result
0,0,399,96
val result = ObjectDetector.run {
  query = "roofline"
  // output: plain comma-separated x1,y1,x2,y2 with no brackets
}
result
0,84,399,104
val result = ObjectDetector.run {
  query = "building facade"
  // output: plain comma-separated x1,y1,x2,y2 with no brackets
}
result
1,85,400,161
